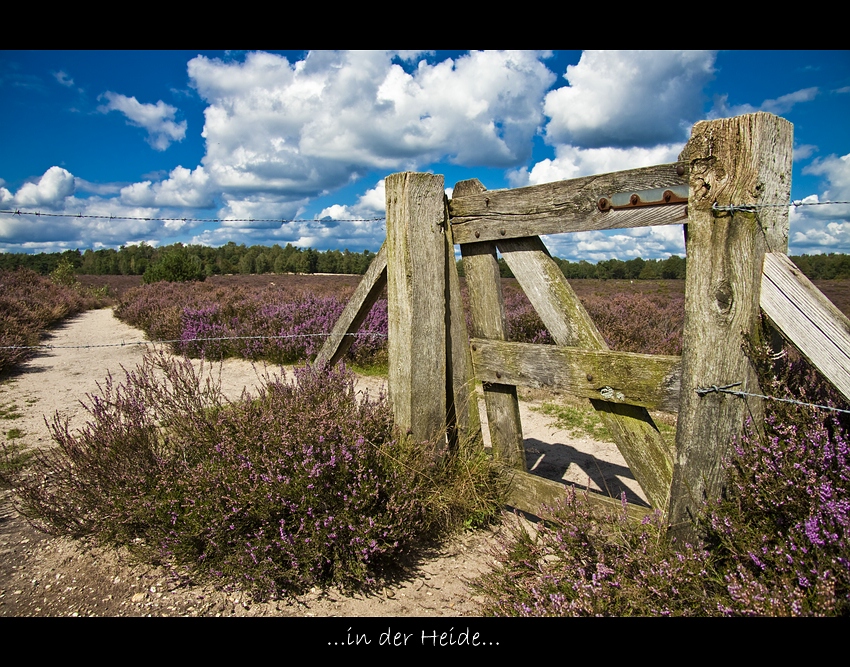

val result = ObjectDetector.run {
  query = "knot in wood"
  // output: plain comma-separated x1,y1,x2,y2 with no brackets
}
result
713,280,734,316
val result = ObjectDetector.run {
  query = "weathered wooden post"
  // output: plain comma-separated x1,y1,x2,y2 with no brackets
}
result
385,172,449,443
668,112,793,541
455,179,526,470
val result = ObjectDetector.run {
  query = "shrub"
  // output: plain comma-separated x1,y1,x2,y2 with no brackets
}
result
143,246,205,284
4,352,501,601
474,492,718,616
701,332,850,615
115,281,390,368
0,268,107,375
49,258,78,287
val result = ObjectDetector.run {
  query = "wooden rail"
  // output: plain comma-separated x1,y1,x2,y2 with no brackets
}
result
449,162,688,244
760,251,850,402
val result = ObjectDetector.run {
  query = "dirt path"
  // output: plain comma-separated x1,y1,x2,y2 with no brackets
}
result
0,309,646,617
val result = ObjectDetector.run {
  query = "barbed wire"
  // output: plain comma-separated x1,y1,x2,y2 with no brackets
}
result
712,200,850,213
0,331,386,352
3,200,848,226
695,381,850,415
0,209,386,225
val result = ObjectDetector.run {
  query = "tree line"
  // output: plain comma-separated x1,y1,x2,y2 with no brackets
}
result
0,242,378,278
2,243,850,282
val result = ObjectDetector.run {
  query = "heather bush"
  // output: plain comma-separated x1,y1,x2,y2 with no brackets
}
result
495,280,684,354
475,492,719,616
0,268,108,375
115,281,389,368
581,291,684,355
700,331,850,615
4,352,501,600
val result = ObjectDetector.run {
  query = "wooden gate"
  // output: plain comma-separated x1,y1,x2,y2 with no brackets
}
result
317,112,850,539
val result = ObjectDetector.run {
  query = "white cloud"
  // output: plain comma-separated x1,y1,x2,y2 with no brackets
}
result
794,144,818,161
542,225,686,262
11,166,76,207
188,50,555,201
354,179,386,214
53,70,74,87
120,166,213,208
98,91,187,151
804,153,850,198
191,213,385,252
314,179,387,229
0,166,203,251
789,154,850,254
543,51,716,148
710,87,819,119
508,143,683,188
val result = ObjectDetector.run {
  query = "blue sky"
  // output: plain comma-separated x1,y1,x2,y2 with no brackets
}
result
1,50,849,261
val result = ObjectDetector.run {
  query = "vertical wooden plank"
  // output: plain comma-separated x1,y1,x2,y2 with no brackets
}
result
668,112,793,541
314,242,387,368
499,236,674,510
444,196,482,448
385,172,447,443
455,178,526,470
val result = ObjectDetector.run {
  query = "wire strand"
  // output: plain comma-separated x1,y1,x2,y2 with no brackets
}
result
0,331,386,351
0,209,385,225
712,200,850,213
696,382,850,415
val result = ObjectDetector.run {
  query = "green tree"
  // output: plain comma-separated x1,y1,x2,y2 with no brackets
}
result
142,246,205,283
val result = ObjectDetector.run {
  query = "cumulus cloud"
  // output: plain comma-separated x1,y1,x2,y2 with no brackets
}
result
9,166,76,207
788,153,850,254
0,166,203,251
543,51,716,148
191,213,385,252
98,91,187,150
508,143,683,188
120,166,213,208
354,179,386,213
542,225,686,263
188,50,555,200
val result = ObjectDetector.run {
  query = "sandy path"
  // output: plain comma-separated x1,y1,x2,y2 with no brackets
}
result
0,308,646,617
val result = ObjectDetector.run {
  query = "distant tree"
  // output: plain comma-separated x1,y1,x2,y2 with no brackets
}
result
142,245,205,283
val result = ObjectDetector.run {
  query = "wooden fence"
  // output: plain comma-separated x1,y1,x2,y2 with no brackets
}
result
317,111,850,540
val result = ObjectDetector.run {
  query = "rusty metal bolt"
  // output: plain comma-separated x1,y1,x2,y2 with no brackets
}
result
630,194,640,206
474,230,480,238
500,229,506,236
676,164,685,176
597,197,610,212
586,373,593,382
495,372,502,379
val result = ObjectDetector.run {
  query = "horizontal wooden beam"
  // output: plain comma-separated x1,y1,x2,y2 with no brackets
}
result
449,162,687,244
760,252,850,402
503,468,652,521
470,338,682,412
